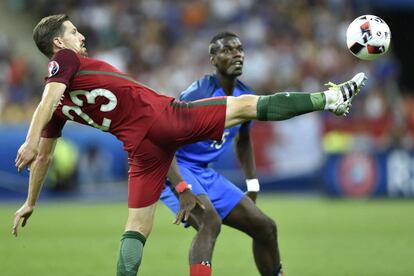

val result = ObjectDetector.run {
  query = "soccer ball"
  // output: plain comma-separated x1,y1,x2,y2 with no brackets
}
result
346,15,391,61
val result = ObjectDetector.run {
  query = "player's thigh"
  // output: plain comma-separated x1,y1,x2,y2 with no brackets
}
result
128,138,175,208
160,191,221,231
223,196,275,236
148,100,226,146
125,202,157,237
204,171,245,220
187,194,221,231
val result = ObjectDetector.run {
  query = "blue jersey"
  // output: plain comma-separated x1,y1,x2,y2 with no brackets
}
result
161,74,255,220
176,74,254,166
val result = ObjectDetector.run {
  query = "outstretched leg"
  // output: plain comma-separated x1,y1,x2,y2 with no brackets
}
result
225,72,367,128
222,196,282,276
117,203,157,276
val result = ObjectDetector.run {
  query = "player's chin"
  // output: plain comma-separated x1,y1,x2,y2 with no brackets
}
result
227,67,243,76
232,69,243,77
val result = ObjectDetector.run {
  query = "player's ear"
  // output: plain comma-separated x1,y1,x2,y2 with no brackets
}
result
210,55,216,66
52,37,65,49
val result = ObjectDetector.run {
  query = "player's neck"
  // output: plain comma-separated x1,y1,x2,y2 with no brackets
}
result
216,74,237,96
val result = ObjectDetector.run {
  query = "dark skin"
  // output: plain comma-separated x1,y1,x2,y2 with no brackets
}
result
167,36,281,275
211,36,257,200
167,158,205,224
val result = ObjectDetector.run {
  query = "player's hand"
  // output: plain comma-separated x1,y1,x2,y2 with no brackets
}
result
174,190,205,225
12,202,34,237
246,191,258,203
15,142,38,172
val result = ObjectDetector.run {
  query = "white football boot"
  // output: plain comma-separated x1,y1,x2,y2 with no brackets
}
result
324,72,367,116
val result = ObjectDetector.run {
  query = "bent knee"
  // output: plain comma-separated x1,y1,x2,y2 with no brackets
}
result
125,205,157,238
198,208,222,236
225,95,258,127
254,216,277,240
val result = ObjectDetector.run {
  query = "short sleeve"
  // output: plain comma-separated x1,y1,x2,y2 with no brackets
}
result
45,49,80,86
179,75,215,101
41,113,67,138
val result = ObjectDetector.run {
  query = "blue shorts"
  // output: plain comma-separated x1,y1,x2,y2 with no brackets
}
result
160,163,244,220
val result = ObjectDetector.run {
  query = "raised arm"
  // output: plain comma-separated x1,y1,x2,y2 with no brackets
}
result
15,82,66,172
234,122,259,202
12,137,58,237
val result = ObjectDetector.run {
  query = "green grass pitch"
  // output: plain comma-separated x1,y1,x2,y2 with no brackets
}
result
1,195,414,276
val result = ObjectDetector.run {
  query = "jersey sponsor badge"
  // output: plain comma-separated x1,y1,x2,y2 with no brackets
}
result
47,61,60,77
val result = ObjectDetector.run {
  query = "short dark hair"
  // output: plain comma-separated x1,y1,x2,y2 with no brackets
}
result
33,14,69,58
208,31,239,55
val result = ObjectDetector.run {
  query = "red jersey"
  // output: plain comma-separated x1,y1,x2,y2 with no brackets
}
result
42,49,174,153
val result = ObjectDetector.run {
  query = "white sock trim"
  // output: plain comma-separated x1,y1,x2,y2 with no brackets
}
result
323,90,337,110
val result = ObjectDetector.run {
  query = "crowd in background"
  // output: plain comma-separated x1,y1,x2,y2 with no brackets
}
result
0,0,412,159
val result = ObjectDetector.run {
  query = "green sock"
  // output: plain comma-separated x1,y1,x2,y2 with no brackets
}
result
117,231,146,276
257,92,325,121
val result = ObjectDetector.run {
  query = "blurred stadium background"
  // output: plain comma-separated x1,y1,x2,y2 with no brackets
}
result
1,0,414,275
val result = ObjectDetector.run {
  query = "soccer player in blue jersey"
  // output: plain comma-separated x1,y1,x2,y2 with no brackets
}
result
161,32,282,276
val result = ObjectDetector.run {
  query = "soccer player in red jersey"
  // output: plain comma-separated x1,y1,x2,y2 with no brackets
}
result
12,14,366,276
